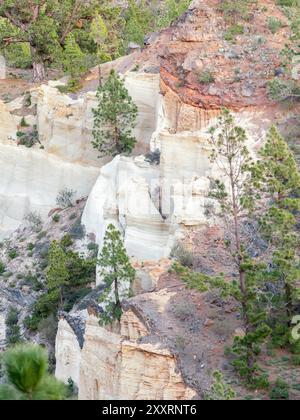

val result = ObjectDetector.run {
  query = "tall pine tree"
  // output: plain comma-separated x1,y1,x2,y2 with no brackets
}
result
206,109,271,386
92,69,138,157
46,241,69,310
98,224,135,325
256,126,300,324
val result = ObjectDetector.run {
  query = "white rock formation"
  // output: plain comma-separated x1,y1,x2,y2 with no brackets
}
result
0,141,100,237
55,319,82,386
82,154,173,266
0,72,160,238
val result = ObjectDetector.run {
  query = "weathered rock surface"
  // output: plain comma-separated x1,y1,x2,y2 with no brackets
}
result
56,310,196,400
0,73,159,238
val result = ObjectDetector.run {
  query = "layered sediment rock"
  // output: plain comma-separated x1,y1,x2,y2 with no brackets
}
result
0,73,159,238
56,310,196,400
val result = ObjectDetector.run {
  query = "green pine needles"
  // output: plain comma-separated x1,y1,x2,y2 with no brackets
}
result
92,70,138,158
98,224,135,325
0,344,65,400
205,370,236,400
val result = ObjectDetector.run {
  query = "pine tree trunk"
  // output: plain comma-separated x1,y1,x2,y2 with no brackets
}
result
114,277,122,319
285,279,293,324
115,126,121,155
30,46,46,82
32,61,46,82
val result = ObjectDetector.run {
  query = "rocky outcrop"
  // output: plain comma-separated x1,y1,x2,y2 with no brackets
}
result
55,309,196,400
55,318,82,386
158,0,291,110
82,155,173,265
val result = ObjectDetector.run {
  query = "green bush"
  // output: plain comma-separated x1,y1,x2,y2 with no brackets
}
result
16,126,39,148
171,243,194,268
87,242,99,258
8,248,18,260
0,260,5,274
27,243,35,251
60,234,73,249
224,24,244,41
20,117,30,128
198,70,215,84
52,214,60,223
69,219,85,240
269,378,289,400
291,355,300,366
3,42,32,69
205,370,236,400
5,307,22,347
268,17,282,34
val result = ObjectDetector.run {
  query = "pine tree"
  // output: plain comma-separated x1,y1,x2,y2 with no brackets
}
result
5,307,22,347
207,109,271,386
0,344,65,400
63,33,86,87
0,1,99,81
256,126,300,324
90,12,109,61
205,370,236,400
92,69,138,157
124,0,154,46
98,224,135,325
46,241,69,310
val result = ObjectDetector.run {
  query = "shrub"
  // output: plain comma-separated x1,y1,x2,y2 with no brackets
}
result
269,378,289,400
205,370,236,400
8,248,18,260
37,231,47,240
24,211,42,233
69,212,77,221
198,70,215,84
56,188,76,209
87,242,99,258
0,260,5,274
22,273,43,292
60,234,73,249
171,243,194,267
5,307,22,347
268,17,282,34
37,314,58,346
16,126,39,148
20,117,29,128
224,24,244,41
52,214,60,223
69,219,85,240
172,302,196,321
174,335,186,351
291,355,300,366
27,243,35,251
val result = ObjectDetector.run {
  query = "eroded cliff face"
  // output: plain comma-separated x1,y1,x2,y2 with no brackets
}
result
56,308,196,400
0,73,159,238
3,0,296,400
79,0,292,265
